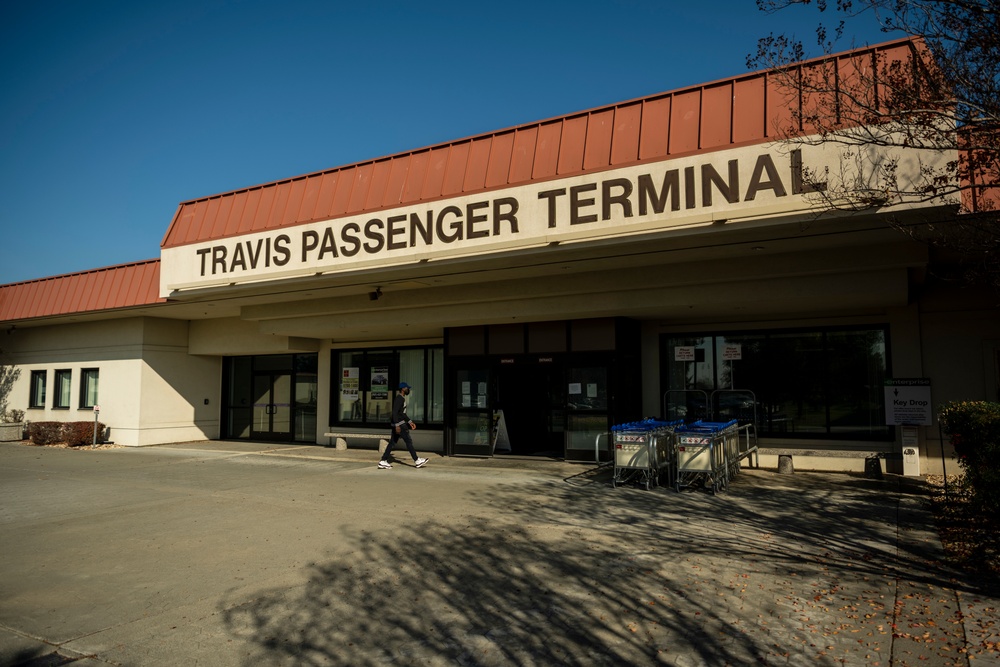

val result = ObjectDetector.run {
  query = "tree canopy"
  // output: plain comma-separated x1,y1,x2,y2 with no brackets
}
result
750,1,1000,288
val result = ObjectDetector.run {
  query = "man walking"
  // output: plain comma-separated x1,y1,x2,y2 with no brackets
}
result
378,382,428,469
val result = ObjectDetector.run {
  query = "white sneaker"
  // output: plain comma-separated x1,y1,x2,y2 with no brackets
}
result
377,460,392,469
414,457,428,468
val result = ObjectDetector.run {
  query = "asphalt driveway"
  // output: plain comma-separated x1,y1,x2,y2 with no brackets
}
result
1,441,997,666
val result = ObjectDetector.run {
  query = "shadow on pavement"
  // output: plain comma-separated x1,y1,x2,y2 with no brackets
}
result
217,468,1000,666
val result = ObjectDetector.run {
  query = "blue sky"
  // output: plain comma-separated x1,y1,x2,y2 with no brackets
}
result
0,1,894,285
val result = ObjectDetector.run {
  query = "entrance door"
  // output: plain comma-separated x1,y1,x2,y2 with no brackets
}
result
251,372,292,439
451,367,493,456
495,361,565,456
565,364,611,462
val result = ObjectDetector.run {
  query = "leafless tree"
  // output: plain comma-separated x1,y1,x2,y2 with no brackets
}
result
749,0,1000,288
0,349,20,419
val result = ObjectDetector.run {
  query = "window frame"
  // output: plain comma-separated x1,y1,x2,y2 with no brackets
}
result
330,345,444,429
29,370,47,409
660,325,892,441
54,369,72,409
79,368,99,409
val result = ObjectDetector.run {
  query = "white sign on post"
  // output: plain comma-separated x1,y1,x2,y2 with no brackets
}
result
674,346,695,361
883,379,932,425
722,344,742,360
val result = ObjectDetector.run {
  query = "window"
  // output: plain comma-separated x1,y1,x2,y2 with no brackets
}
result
399,349,425,421
429,347,444,422
54,370,72,408
661,326,890,440
293,354,318,441
332,346,444,427
79,368,99,409
29,370,46,409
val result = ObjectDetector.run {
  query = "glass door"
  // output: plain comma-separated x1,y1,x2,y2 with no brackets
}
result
251,372,292,439
451,367,493,456
565,365,610,462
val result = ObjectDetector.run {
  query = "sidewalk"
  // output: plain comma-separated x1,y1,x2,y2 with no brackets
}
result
1,441,997,666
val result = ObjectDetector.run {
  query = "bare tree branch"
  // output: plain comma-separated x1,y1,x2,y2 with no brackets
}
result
751,0,1000,289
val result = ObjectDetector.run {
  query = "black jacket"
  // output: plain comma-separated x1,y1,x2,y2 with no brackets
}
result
391,393,410,427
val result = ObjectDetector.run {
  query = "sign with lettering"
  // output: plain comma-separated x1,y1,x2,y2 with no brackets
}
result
722,344,742,360
160,138,956,296
884,378,932,426
674,346,696,361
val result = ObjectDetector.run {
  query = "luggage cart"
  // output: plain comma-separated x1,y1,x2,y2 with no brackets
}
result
674,420,738,494
711,389,759,472
722,421,742,482
611,419,682,490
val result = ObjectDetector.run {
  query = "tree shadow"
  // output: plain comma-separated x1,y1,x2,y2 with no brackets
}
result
216,467,991,666
222,518,771,666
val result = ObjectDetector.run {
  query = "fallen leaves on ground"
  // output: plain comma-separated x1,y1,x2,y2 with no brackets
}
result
927,475,1000,576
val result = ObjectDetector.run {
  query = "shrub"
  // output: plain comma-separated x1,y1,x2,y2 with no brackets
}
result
62,421,105,446
28,422,64,445
27,421,107,447
1,408,24,423
939,401,1000,514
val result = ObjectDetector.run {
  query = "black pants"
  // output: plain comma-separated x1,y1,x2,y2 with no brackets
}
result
382,424,417,462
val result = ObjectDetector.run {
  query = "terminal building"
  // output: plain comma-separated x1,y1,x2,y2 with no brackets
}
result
2,38,997,475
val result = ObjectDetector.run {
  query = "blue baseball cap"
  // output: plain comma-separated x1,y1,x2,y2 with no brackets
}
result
398,382,411,389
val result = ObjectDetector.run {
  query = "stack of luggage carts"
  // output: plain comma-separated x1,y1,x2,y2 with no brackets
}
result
610,418,752,494
673,420,741,494
610,419,683,490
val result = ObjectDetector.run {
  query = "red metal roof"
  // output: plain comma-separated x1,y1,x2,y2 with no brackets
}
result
161,39,922,250
0,260,164,323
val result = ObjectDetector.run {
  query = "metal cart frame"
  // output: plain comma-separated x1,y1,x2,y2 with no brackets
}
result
674,420,739,494
611,419,681,490
711,389,759,471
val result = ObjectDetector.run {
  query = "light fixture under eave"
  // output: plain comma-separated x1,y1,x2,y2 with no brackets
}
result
368,287,383,301
751,246,765,251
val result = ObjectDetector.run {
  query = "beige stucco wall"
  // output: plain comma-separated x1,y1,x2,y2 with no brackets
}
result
189,317,319,356
913,286,1000,477
4,318,221,446
132,318,221,446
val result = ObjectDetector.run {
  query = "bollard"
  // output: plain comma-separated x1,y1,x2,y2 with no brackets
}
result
777,454,794,474
92,406,100,448
864,454,883,479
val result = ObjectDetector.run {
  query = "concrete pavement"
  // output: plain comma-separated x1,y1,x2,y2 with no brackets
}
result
1,440,997,666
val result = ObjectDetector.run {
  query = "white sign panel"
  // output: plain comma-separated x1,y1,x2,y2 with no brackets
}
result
341,367,359,402
674,346,696,361
884,378,932,426
722,344,742,360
